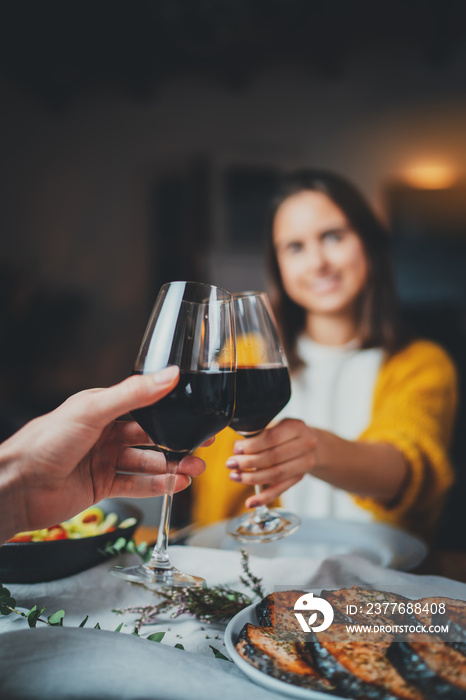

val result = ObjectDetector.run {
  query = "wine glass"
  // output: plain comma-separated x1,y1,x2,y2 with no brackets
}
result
226,291,300,543
111,281,236,588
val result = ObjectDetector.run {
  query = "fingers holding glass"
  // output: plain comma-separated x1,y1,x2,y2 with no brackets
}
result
110,471,194,499
114,447,206,478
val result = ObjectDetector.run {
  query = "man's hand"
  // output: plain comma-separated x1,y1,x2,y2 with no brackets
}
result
0,367,210,543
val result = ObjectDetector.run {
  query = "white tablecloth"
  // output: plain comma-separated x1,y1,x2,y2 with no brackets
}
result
1,546,466,699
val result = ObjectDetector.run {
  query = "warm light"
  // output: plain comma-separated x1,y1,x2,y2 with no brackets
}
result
403,162,457,190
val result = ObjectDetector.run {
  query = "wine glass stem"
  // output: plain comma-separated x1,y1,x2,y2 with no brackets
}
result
147,459,178,570
241,433,274,522
252,484,272,521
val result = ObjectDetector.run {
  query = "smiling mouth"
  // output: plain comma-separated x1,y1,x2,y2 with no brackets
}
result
310,276,340,294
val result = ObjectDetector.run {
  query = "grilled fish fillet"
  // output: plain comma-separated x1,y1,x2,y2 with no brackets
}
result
236,623,335,693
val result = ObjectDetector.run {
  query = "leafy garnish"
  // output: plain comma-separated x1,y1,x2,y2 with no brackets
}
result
0,583,75,627
102,537,151,562
239,549,265,599
209,645,231,661
147,631,165,642
48,609,65,626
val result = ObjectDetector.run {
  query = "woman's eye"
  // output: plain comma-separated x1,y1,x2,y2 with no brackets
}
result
286,241,303,253
323,230,343,243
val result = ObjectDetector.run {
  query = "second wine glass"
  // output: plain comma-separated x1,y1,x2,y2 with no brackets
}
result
111,281,236,588
226,291,301,543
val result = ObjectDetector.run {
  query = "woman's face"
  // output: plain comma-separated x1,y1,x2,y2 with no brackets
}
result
273,190,369,319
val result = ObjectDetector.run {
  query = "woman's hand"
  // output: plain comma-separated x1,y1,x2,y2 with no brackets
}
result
0,366,211,543
226,417,408,509
227,418,318,507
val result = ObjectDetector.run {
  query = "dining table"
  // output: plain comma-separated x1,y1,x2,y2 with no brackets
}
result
1,526,466,700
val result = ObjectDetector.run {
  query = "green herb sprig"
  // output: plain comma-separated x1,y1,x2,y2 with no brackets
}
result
102,537,151,562
239,549,265,599
1,583,69,628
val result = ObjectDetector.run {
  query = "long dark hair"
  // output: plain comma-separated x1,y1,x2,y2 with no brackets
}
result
265,169,408,371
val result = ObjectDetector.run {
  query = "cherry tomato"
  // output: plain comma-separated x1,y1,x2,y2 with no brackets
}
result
44,526,68,541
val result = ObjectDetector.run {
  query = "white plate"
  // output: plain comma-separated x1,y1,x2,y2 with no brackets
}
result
187,517,427,570
224,603,346,700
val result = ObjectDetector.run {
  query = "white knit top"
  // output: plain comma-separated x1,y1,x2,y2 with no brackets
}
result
278,335,385,521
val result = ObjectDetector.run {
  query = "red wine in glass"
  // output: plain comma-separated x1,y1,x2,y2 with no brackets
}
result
229,366,291,435
132,368,235,461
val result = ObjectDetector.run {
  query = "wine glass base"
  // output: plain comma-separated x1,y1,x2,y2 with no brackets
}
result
226,508,300,543
109,563,205,589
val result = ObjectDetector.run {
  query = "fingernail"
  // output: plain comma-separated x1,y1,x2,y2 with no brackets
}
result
233,442,244,455
247,500,260,508
153,366,179,384
229,471,242,482
186,476,192,486
226,458,239,469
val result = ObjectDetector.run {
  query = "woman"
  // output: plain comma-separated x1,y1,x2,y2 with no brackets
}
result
193,170,458,540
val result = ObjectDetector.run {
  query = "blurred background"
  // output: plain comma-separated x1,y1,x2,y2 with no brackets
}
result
1,1,466,544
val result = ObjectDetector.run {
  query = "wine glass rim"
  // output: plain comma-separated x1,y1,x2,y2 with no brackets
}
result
160,280,232,300
232,290,266,298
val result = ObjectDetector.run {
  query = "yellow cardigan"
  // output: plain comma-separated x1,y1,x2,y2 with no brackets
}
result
192,340,458,541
